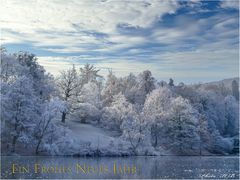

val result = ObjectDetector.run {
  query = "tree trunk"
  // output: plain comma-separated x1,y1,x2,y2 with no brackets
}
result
154,135,158,147
35,139,42,155
81,117,86,123
11,136,17,153
12,119,18,153
61,112,66,123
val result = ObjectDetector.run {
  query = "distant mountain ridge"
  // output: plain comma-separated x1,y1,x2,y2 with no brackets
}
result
204,77,239,88
192,77,239,93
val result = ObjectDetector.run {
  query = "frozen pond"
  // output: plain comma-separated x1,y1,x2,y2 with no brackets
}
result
1,156,239,179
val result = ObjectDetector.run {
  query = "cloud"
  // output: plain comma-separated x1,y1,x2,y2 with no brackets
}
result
1,0,239,83
0,0,179,49
38,44,238,84
1,0,237,54
221,0,239,9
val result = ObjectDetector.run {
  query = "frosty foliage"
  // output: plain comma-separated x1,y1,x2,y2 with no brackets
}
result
164,97,200,154
1,49,239,156
1,76,39,152
1,51,71,155
101,93,133,130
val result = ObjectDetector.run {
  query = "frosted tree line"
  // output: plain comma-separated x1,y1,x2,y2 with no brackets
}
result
1,49,239,155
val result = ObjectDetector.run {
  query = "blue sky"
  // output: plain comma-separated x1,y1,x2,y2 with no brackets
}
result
1,0,239,83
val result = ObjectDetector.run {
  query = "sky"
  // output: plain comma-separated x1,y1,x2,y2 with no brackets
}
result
0,0,239,84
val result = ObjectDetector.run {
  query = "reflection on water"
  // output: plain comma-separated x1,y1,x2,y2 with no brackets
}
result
1,156,239,179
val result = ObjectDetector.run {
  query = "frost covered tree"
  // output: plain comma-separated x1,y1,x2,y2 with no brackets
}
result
1,51,54,101
144,90,200,154
34,98,65,154
176,85,229,136
57,65,80,123
122,73,138,103
101,71,124,106
157,80,168,87
195,114,210,155
168,78,174,87
224,95,239,136
132,70,156,105
1,77,39,153
232,79,239,101
1,50,68,155
121,112,152,155
207,130,234,154
120,110,140,154
218,82,229,97
143,87,174,147
66,64,103,123
79,63,102,84
101,93,133,130
73,82,102,123
81,82,101,107
102,70,155,107
14,52,55,101
0,51,19,83
200,90,227,135
166,97,200,154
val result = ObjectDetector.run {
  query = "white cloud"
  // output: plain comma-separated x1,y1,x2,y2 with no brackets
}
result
1,0,238,83
1,0,237,54
221,0,239,9
38,45,238,84
1,0,179,50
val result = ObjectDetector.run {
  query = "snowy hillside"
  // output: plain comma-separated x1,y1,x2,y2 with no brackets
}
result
59,120,162,156
67,120,115,148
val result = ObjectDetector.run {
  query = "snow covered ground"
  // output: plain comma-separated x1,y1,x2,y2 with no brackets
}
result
62,120,163,156
66,120,116,149
57,120,133,156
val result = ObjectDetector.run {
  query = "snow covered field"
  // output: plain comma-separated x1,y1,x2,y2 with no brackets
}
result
67,121,116,149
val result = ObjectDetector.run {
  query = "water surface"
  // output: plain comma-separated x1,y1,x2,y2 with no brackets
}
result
1,156,239,179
